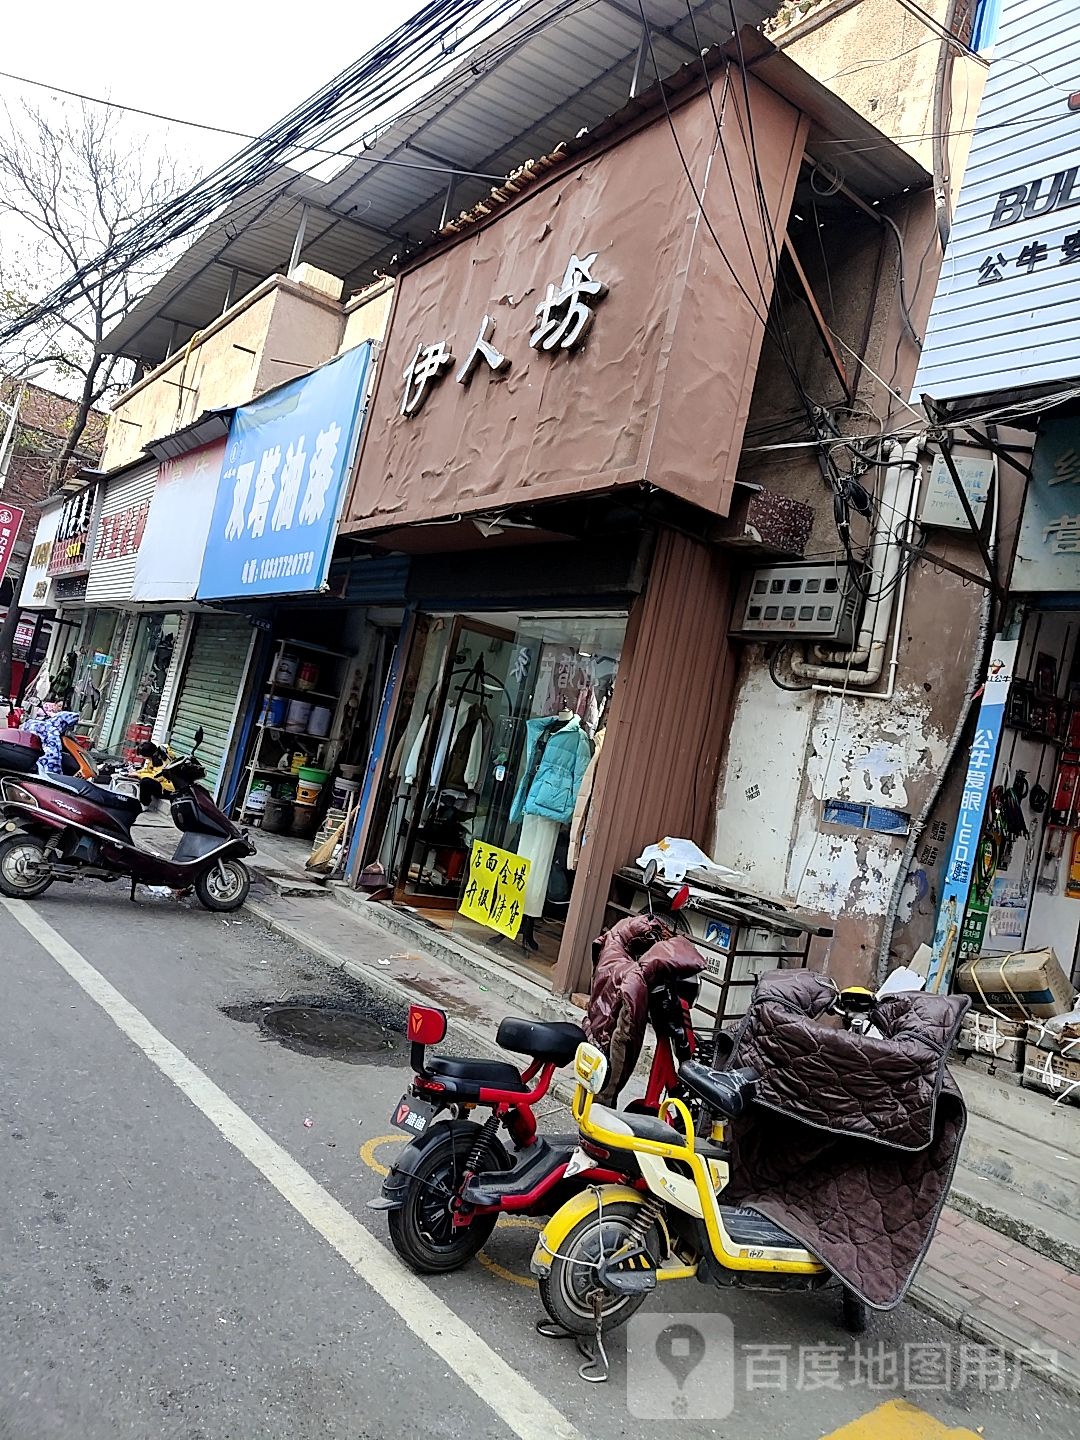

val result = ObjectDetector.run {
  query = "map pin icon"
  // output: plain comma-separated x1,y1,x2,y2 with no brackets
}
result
655,1321,706,1410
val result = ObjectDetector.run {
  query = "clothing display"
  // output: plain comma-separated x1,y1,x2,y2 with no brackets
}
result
519,812,561,918
443,702,492,793
511,714,592,826
568,726,605,870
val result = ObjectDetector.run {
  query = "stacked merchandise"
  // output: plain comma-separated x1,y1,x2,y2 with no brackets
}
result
953,947,1080,1102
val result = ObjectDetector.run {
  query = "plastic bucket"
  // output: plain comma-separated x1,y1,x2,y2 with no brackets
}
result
291,803,319,839
245,783,270,815
332,776,361,807
296,661,320,692
307,705,332,738
259,694,288,726
273,652,298,686
285,699,312,732
263,795,294,834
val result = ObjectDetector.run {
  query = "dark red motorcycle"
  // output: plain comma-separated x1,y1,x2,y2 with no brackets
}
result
0,727,255,911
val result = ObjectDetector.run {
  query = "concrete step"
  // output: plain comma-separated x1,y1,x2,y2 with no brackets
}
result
958,1106,1080,1214
949,1169,1080,1273
259,871,330,900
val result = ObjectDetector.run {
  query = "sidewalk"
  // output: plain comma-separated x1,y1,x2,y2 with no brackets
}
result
236,877,1080,1398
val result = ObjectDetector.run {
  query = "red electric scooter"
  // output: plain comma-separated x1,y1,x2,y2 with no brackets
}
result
0,727,256,911
370,894,710,1275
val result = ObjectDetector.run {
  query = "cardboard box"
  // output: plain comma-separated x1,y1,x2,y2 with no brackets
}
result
956,948,1075,1020
1022,1044,1080,1104
954,1011,1025,1071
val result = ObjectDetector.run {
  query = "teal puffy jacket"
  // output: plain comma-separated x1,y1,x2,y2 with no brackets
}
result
511,717,592,825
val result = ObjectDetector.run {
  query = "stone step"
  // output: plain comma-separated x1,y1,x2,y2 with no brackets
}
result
259,871,330,900
949,1168,1080,1273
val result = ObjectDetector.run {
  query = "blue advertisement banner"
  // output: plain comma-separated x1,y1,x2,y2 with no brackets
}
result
927,638,1017,993
197,342,372,600
1013,419,1080,592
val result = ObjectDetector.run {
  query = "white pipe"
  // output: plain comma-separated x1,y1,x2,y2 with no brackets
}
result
790,435,923,688
809,470,921,702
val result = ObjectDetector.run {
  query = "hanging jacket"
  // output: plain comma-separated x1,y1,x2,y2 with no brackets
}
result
25,711,81,774
510,715,592,825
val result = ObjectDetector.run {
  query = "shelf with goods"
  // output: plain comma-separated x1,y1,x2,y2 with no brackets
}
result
235,637,354,823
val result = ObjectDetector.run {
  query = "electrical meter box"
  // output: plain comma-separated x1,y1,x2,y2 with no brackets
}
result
731,562,863,644
919,452,993,529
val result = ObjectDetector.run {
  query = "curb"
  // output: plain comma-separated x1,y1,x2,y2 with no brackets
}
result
246,898,1080,1400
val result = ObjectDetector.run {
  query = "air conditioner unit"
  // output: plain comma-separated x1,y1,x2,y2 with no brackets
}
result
731,561,863,645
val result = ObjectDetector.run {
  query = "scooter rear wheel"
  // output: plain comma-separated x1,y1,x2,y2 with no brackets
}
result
387,1124,511,1274
194,858,251,912
538,1199,663,1338
0,833,53,899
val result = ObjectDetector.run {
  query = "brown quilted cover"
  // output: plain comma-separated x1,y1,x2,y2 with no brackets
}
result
721,969,969,1309
585,914,704,1102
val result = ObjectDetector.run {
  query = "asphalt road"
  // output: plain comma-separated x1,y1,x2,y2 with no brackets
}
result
0,882,1076,1440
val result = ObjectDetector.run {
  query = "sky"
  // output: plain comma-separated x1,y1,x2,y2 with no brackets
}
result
0,1,427,177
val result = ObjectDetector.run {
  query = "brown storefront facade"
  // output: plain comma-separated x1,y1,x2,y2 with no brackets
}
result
339,47,880,993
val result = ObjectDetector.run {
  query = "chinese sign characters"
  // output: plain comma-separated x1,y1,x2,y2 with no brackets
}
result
1015,419,1080,590
401,250,609,417
459,840,531,940
198,343,371,600
927,639,1016,993
47,487,98,577
94,500,149,564
0,504,24,586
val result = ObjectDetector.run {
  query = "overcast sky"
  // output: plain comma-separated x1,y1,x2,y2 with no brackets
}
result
0,1,427,175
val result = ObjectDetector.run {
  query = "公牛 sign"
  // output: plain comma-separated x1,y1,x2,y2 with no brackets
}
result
198,343,371,601
915,0,1080,403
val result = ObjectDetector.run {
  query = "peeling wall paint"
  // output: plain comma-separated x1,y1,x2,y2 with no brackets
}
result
786,828,902,919
807,691,947,808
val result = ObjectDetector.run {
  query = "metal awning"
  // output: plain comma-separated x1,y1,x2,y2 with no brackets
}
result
102,0,774,365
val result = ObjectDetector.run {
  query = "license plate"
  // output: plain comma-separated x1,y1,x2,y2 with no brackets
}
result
564,1145,593,1180
391,1094,434,1136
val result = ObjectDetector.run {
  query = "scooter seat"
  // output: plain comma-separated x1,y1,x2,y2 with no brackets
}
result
496,1017,585,1066
589,1104,682,1145
48,775,143,816
679,1061,760,1118
426,1056,527,1091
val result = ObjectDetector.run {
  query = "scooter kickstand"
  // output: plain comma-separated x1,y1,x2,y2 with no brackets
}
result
576,1293,610,1383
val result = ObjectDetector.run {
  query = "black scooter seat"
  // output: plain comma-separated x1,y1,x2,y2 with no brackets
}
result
679,1061,760,1118
496,1017,585,1065
48,775,143,816
427,1056,527,1091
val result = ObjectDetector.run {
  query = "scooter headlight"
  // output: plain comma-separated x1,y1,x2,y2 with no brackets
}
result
573,1042,608,1095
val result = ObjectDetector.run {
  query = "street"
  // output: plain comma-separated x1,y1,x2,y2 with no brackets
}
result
0,884,1076,1440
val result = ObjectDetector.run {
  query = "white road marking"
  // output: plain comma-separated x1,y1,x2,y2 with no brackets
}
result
2,898,583,1440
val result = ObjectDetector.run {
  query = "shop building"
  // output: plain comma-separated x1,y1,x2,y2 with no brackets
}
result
339,35,941,996
909,0,1080,998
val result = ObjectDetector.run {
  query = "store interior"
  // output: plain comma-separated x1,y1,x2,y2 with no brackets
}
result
974,607,1080,986
367,609,627,978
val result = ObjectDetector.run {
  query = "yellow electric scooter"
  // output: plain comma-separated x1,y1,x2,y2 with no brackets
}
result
531,1001,876,1382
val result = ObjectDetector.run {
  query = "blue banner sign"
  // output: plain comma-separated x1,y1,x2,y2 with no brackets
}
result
927,638,1017,993
197,343,371,600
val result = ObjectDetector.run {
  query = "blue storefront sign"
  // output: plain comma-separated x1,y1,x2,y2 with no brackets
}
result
197,342,372,600
927,638,1017,993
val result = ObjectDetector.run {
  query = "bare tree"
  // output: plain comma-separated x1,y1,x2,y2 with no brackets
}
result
0,100,186,701
0,99,185,481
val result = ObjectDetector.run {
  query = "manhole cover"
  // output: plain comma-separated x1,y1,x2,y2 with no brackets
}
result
258,1005,401,1064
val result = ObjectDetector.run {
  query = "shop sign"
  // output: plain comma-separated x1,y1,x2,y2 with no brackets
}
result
94,499,150,563
400,251,608,416
1014,418,1080,590
52,574,88,602
915,0,1080,400
198,342,372,601
47,487,98,577
927,638,1017,992
459,839,531,940
134,438,225,602
0,504,24,585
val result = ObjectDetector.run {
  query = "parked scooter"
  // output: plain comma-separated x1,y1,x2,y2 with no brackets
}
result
370,901,709,1274
0,726,255,911
530,986,927,1382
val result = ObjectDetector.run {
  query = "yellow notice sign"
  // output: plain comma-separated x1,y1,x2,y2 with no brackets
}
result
459,840,531,939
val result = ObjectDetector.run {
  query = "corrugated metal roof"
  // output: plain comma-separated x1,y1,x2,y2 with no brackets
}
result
103,1,773,364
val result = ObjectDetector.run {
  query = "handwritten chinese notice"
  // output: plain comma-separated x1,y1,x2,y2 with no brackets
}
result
458,840,531,940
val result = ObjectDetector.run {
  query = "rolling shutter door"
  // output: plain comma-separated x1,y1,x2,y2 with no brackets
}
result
168,614,253,794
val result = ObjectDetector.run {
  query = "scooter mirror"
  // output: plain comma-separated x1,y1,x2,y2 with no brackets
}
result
642,859,658,888
192,726,205,752
671,883,690,911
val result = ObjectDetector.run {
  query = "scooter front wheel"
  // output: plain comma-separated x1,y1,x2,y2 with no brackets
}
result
194,858,251,912
387,1124,511,1274
0,832,54,899
538,1199,662,1338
